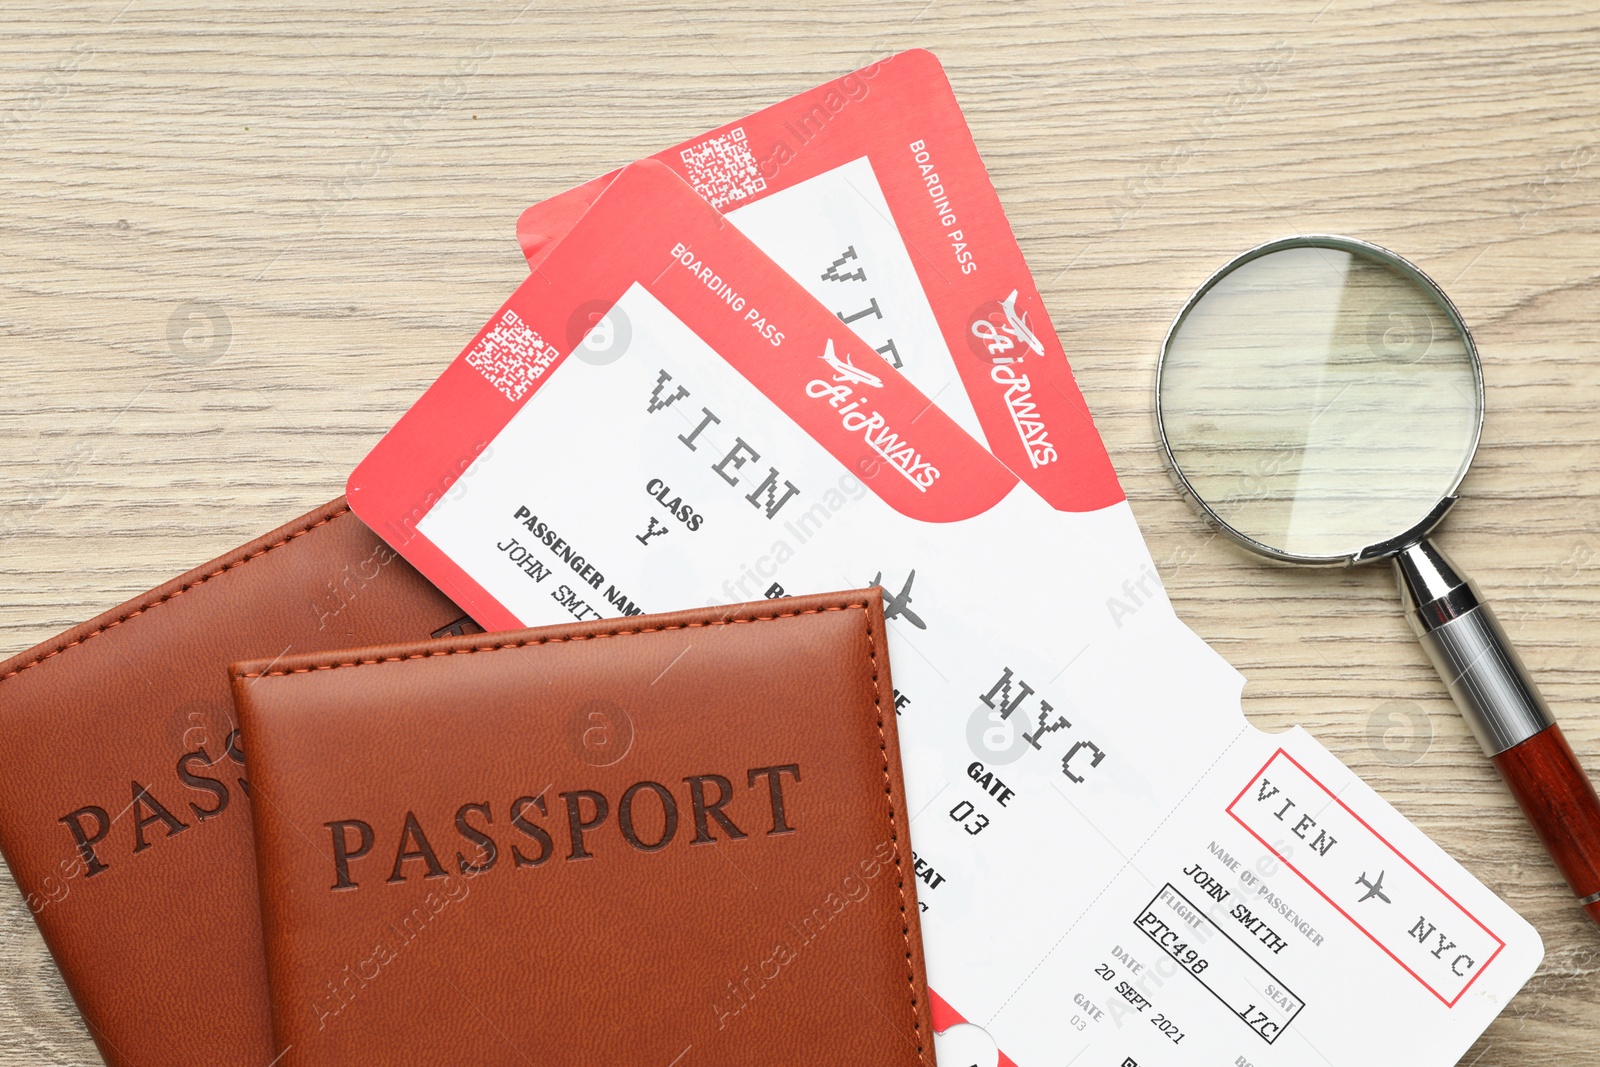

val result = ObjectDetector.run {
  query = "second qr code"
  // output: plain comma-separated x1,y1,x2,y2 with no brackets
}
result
680,127,767,209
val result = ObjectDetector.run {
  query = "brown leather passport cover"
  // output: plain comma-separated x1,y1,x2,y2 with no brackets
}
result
233,588,935,1067
0,498,469,1067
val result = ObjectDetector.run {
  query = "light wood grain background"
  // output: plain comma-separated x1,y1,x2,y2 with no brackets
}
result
2,0,1597,1063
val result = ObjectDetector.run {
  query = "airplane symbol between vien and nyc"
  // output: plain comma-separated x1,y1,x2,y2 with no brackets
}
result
870,570,926,630
1355,870,1391,905
819,338,883,389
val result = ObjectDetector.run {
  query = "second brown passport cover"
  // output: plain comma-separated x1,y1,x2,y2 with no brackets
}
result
233,588,935,1066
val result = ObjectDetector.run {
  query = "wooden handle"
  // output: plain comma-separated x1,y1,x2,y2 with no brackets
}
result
1492,724,1600,926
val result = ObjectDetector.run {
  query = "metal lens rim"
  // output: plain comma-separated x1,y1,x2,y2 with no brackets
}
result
1153,234,1486,567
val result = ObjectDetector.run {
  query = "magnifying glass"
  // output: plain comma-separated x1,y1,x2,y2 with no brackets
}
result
1156,235,1600,927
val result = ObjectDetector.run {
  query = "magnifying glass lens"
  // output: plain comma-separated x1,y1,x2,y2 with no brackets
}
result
1158,244,1480,560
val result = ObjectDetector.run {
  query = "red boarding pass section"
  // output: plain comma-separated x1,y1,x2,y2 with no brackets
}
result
1227,749,1506,1007
514,49,1123,514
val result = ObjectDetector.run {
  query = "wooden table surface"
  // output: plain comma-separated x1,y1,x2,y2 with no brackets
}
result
3,1,1597,1063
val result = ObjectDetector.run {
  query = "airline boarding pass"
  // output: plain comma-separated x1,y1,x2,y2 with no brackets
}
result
348,159,1541,1067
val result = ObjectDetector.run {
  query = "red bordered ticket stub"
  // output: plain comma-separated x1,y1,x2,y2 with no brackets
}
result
1228,749,1506,1008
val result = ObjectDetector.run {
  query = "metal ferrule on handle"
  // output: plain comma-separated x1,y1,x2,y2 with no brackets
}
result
1397,540,1600,926
1394,540,1555,757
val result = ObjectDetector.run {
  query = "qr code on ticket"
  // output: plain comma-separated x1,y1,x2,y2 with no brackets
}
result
679,127,767,209
464,309,560,402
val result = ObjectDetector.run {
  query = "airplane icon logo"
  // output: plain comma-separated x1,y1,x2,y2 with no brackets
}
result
998,289,1045,357
871,570,926,630
1355,870,1391,904
820,338,883,389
